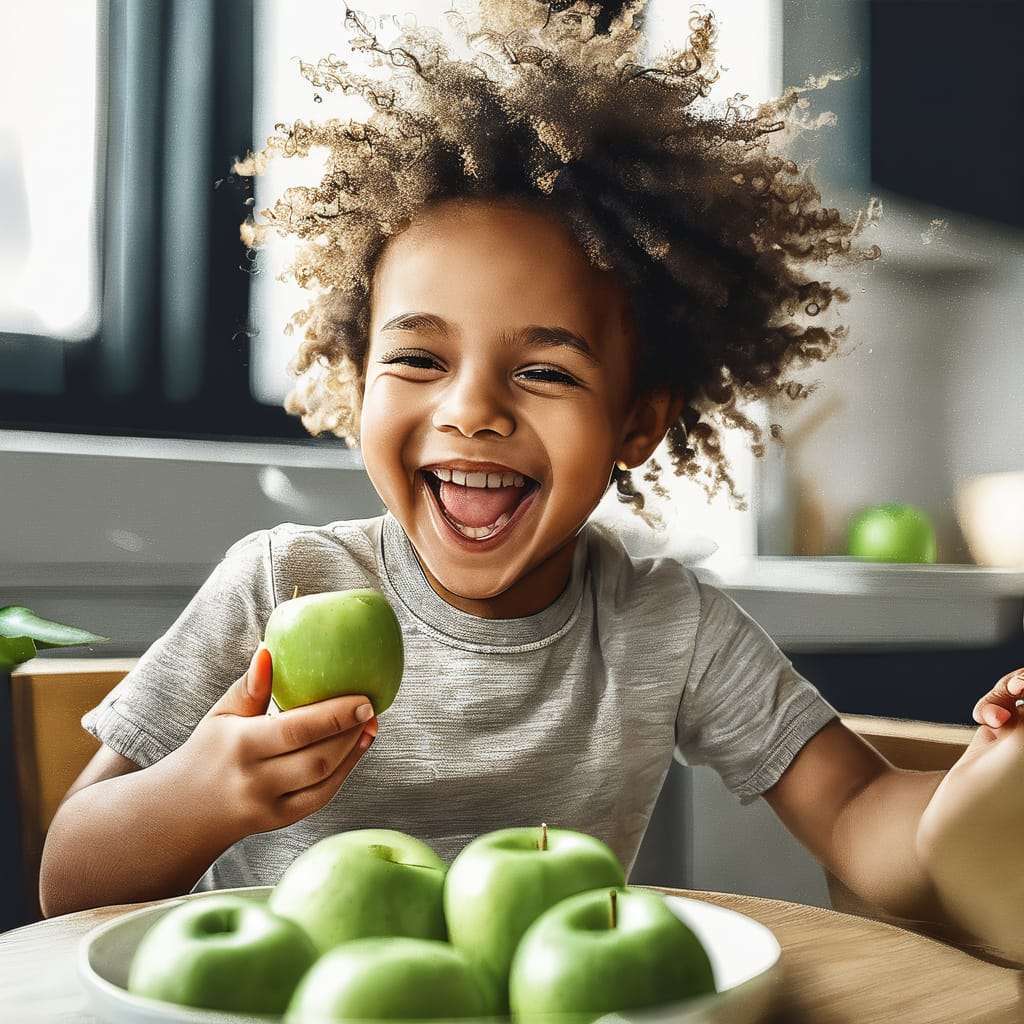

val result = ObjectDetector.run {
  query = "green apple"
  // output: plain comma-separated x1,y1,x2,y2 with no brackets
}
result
847,503,937,563
284,937,488,1022
270,829,447,955
127,894,317,1015
264,588,404,712
443,824,625,1013
509,886,716,1023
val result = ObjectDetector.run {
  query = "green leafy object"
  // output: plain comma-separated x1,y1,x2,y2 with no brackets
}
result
0,605,110,646
0,606,110,670
0,635,37,671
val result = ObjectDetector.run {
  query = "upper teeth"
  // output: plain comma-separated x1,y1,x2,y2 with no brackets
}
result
430,468,526,488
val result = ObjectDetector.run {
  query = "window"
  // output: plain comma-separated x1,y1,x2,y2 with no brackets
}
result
0,2,102,341
250,0,363,409
0,0,316,443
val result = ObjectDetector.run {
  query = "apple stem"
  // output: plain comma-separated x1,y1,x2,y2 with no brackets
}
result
610,889,618,929
292,584,299,600
539,822,548,851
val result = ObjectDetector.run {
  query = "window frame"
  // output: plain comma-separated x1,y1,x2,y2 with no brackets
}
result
0,0,312,445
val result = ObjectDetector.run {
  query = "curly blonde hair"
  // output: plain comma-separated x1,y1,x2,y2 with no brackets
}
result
236,0,879,521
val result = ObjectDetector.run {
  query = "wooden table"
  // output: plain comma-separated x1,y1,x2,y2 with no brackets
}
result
1,887,1020,1023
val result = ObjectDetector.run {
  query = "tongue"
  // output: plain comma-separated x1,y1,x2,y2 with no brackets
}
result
437,481,529,528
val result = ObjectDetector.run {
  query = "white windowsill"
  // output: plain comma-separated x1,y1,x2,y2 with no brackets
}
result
0,428,364,470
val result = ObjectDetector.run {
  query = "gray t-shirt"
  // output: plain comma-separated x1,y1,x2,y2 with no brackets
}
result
82,511,838,889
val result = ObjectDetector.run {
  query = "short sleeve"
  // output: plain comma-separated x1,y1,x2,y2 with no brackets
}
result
81,529,275,768
674,579,839,806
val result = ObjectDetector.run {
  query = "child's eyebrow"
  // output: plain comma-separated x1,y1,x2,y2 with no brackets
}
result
379,311,600,366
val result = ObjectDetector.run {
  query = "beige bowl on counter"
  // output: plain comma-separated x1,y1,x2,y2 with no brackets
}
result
956,471,1024,568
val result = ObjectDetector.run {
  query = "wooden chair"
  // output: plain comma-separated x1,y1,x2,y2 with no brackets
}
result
8,658,137,923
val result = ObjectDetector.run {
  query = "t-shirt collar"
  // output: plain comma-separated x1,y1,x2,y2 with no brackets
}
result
379,510,589,648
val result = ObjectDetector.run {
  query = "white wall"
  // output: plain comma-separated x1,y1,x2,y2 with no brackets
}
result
688,766,831,908
0,443,384,656
766,0,1024,562
763,189,1024,562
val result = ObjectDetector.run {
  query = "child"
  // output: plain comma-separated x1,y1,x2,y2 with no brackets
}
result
40,0,1023,964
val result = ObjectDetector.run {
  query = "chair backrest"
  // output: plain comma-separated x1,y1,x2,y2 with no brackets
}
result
827,713,975,937
839,713,976,773
10,658,137,923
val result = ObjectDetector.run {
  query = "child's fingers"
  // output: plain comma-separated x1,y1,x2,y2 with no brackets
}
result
972,668,1024,728
207,646,273,719
276,727,375,820
251,693,374,757
263,727,364,796
978,704,1012,728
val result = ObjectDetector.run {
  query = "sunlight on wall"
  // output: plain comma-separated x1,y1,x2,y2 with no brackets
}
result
646,0,782,107
0,2,102,340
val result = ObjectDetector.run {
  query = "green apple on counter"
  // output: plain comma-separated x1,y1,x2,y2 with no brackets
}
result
444,823,626,1013
284,937,488,1022
270,829,447,955
127,894,317,1015
847,503,937,563
509,887,716,1023
264,587,404,712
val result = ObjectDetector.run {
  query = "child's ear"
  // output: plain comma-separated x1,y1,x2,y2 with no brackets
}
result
616,389,687,469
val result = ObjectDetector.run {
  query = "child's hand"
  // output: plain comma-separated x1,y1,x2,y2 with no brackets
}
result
971,666,1024,728
914,667,1024,964
167,645,379,843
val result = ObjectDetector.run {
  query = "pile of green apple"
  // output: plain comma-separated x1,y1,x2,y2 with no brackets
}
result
127,824,717,1022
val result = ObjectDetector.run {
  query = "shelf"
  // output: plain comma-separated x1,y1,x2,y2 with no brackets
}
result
699,556,1024,598
695,557,1024,651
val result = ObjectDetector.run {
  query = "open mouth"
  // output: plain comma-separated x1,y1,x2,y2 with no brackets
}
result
420,469,541,545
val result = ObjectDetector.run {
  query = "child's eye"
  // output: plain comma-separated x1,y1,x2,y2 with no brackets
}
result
382,354,440,370
519,367,578,386
383,355,577,387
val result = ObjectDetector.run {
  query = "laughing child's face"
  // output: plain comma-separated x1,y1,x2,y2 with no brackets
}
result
359,198,681,619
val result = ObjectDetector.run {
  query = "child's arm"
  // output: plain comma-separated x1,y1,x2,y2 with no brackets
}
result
913,671,1024,965
762,667,1024,961
39,646,377,917
39,743,244,918
761,716,948,921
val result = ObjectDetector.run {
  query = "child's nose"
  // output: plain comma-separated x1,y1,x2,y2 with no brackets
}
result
430,373,515,438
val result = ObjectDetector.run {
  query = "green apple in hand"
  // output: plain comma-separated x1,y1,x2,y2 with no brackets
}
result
444,824,625,1013
127,894,317,1015
270,829,447,955
509,887,716,1023
285,937,488,1022
847,503,937,563
264,587,404,712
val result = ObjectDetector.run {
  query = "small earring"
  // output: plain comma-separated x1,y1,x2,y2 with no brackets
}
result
615,460,629,472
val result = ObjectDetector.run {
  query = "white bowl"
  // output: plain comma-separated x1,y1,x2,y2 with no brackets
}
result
78,886,782,1024
956,471,1024,567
